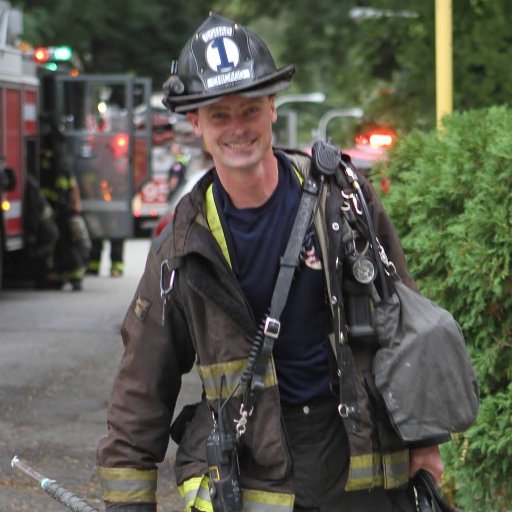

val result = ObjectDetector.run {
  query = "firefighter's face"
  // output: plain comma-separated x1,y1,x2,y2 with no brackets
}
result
187,94,277,173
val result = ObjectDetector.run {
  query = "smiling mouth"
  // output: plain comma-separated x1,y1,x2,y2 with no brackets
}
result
225,139,256,150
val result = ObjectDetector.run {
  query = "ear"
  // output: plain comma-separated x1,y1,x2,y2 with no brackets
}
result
269,96,277,124
186,111,202,136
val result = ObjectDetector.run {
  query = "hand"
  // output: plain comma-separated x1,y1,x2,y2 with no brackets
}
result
409,445,444,485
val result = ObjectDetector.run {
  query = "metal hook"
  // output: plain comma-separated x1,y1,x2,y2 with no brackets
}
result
160,260,174,298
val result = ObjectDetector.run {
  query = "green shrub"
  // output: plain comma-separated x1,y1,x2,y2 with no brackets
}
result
375,105,512,511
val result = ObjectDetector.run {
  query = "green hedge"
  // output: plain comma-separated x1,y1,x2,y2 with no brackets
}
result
374,105,512,511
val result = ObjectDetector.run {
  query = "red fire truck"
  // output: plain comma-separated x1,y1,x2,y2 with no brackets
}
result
0,2,153,289
0,3,40,289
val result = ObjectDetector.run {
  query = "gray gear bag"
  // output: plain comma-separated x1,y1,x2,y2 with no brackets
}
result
373,277,479,442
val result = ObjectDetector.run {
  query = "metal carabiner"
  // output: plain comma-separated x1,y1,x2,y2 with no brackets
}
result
160,260,175,298
234,403,253,439
340,189,363,215
341,190,352,212
160,260,175,326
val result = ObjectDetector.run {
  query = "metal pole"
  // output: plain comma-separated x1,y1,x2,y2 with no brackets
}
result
287,110,298,148
317,108,364,141
435,0,453,130
274,93,325,147
11,455,100,512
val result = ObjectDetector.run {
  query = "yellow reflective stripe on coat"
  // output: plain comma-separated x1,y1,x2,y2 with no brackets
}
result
205,184,231,268
204,166,302,269
197,358,277,401
382,450,410,489
179,476,294,512
97,466,157,503
344,449,409,491
179,476,213,512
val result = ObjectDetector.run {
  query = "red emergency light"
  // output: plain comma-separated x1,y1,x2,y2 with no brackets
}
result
111,133,129,157
33,47,50,64
32,45,73,65
355,128,396,149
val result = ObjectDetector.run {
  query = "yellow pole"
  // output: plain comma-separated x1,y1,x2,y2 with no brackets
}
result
435,0,453,130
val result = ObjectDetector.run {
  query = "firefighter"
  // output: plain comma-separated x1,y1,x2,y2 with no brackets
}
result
86,238,124,277
167,143,188,201
96,13,445,512
39,137,87,291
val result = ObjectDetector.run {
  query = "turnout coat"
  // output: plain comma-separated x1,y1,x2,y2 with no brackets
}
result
97,150,420,512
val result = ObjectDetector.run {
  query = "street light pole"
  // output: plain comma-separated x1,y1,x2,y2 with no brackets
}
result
317,108,364,141
275,92,326,109
435,0,453,130
274,92,326,147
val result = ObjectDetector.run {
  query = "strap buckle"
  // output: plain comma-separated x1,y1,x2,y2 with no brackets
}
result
264,317,281,339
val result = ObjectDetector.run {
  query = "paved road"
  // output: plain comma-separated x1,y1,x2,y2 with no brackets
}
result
0,239,201,512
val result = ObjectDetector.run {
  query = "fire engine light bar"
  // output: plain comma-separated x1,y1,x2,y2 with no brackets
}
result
32,45,73,64
368,133,394,148
33,47,50,63
52,46,73,61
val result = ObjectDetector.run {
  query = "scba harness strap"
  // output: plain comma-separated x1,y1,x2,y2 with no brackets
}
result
239,169,322,425
240,141,366,431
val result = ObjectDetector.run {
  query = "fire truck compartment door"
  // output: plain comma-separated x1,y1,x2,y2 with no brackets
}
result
54,75,152,239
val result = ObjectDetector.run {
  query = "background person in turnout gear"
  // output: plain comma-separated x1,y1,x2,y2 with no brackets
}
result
86,238,125,277
39,126,87,291
97,13,446,512
167,142,189,201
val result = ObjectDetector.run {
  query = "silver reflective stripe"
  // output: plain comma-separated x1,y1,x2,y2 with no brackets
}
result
345,450,409,491
98,466,157,503
197,358,277,400
244,489,294,512
382,450,410,489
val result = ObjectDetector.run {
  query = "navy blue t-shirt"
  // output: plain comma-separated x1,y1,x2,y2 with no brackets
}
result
213,152,332,405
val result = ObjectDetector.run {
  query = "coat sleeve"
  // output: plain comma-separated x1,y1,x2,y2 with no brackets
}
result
96,239,195,510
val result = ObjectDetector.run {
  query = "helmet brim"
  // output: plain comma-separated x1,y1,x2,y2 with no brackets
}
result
165,65,295,113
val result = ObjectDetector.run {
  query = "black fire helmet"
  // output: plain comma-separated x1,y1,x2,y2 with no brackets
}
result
162,12,295,113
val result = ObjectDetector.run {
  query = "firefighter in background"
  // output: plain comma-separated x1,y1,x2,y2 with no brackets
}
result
39,142,87,291
149,112,188,202
86,238,124,277
167,142,188,201
85,109,127,278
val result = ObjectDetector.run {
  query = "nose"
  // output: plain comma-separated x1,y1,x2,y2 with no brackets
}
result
230,115,248,135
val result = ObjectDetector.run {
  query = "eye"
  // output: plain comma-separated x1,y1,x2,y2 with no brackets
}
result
210,111,229,122
244,105,261,118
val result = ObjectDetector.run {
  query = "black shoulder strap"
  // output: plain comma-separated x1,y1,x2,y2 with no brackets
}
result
243,170,321,412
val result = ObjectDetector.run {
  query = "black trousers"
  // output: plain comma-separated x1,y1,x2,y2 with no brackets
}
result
52,212,84,278
281,399,416,512
89,238,124,263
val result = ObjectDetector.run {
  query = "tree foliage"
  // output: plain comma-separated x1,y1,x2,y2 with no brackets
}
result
16,0,512,135
376,105,512,510
17,0,213,87
213,0,512,133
